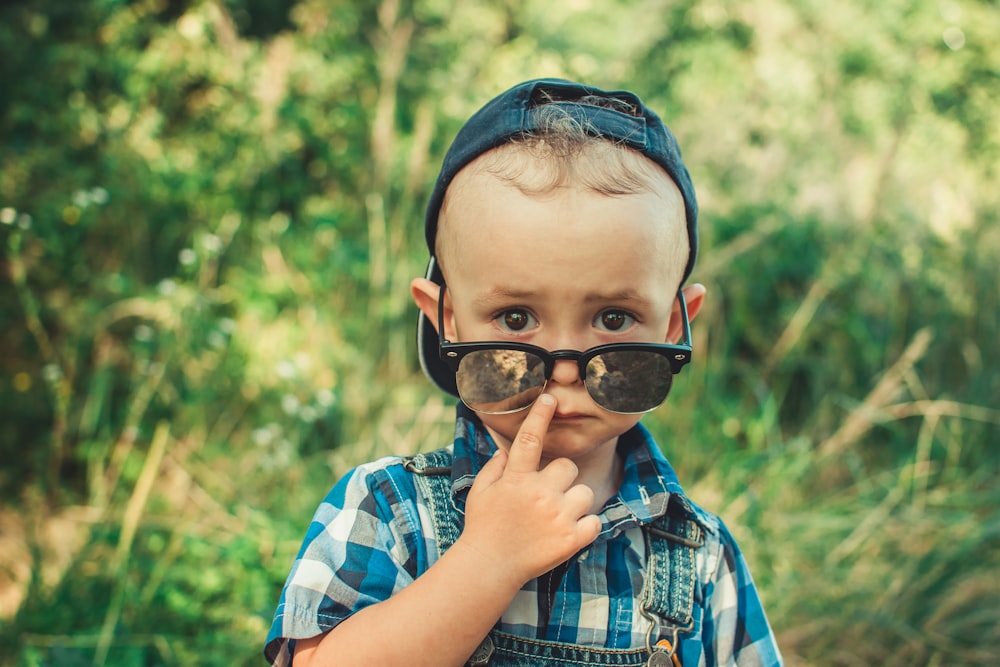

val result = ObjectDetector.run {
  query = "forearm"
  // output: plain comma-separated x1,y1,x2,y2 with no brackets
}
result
294,537,522,667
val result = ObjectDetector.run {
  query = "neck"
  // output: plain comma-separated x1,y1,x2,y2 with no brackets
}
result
574,445,625,514
538,436,625,514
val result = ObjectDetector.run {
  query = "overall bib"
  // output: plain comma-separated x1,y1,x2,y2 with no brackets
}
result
405,448,705,667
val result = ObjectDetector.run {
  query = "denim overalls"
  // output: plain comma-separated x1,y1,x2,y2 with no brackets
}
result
405,448,706,667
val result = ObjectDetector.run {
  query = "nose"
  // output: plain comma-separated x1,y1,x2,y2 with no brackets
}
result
543,330,588,386
550,357,583,385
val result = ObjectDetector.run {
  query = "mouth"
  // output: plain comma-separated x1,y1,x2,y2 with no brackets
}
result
552,411,588,420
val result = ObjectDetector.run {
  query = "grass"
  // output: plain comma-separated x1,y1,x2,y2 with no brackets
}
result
2,0,997,660
3,301,997,665
4,183,997,666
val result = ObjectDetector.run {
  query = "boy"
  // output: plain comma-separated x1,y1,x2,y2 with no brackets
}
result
265,78,782,666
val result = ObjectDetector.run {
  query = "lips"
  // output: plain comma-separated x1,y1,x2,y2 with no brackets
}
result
552,411,588,420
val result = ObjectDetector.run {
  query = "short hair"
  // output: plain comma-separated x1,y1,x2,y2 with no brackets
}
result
469,99,670,198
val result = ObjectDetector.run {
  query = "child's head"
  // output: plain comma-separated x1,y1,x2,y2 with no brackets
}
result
411,79,704,450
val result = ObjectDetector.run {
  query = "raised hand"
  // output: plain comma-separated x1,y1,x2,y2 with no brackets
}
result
458,394,603,590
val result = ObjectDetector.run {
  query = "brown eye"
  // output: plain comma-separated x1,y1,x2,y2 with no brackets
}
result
597,310,634,332
502,310,531,331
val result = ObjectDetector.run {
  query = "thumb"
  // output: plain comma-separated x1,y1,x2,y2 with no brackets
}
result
472,448,508,490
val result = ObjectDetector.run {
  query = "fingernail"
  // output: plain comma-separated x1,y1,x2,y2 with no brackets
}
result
539,394,555,406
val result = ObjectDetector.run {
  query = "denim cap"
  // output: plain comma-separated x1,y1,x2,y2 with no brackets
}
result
417,78,699,396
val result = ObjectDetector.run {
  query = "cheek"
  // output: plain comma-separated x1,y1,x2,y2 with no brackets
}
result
476,413,527,450
607,413,644,437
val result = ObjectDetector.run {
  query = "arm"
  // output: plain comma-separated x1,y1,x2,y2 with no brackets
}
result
294,394,602,667
701,521,783,667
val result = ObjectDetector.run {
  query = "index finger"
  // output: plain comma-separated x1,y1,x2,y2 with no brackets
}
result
505,393,556,474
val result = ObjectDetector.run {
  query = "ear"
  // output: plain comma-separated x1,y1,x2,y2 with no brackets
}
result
666,283,706,344
410,278,457,341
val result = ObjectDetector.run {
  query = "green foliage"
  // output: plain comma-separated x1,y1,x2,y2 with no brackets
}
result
1,0,998,665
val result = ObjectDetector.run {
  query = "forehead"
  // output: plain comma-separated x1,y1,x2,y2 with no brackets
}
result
437,147,688,300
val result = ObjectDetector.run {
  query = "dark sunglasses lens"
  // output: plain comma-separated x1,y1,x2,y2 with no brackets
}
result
585,350,673,413
455,349,547,414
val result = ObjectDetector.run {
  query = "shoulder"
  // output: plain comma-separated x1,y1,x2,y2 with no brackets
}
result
292,454,434,567
320,454,422,515
664,494,752,588
309,446,457,545
673,493,722,537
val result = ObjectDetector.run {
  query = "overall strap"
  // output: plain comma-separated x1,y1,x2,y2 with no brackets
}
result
639,496,705,666
403,448,461,552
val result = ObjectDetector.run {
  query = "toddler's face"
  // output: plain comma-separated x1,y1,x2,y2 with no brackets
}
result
433,151,689,462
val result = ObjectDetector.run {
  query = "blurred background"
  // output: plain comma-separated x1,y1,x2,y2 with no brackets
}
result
1,0,998,665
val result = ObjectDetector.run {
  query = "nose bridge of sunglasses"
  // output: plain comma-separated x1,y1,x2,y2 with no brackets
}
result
546,349,587,382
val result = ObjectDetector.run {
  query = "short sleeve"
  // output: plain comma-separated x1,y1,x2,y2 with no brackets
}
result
264,458,426,665
699,519,783,666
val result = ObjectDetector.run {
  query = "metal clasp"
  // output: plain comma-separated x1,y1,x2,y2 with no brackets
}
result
467,635,494,666
642,606,686,667
646,630,681,667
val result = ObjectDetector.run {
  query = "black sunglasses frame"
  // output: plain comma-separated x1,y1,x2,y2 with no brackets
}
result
435,285,693,413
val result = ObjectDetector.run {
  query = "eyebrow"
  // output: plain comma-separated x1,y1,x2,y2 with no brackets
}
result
471,287,654,308
584,289,653,305
469,288,531,309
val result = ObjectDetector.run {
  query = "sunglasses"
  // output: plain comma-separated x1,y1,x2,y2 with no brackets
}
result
437,286,693,415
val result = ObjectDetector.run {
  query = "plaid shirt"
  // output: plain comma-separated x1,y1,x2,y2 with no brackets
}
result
265,406,782,666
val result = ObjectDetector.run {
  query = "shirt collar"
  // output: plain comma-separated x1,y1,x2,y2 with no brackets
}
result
447,405,712,536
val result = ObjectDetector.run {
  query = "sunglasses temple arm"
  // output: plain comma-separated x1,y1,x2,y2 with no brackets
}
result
678,290,692,346
437,284,450,345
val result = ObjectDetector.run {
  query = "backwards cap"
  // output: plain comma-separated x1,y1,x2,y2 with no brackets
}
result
418,78,699,396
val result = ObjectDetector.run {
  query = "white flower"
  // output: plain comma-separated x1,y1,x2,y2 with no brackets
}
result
275,360,296,380
157,279,177,296
315,388,336,407
281,394,300,415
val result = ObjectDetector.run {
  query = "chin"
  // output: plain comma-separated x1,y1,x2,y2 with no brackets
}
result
541,429,619,459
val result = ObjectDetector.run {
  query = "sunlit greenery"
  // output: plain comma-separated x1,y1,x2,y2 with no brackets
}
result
1,0,997,665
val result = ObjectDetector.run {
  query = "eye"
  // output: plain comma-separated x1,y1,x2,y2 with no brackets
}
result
496,309,537,333
595,309,635,332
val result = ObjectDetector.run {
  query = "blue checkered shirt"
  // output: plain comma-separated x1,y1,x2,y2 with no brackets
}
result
265,406,782,666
